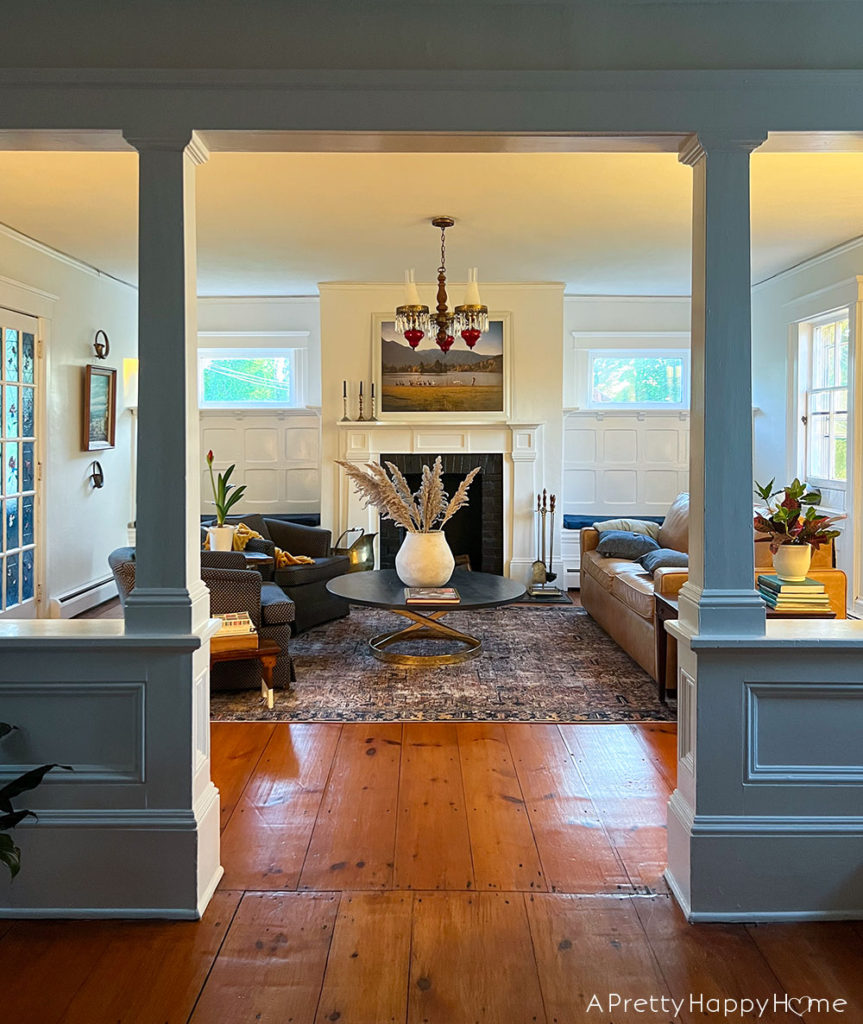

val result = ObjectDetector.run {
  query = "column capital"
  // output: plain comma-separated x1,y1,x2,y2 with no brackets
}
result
678,130,768,166
123,129,210,165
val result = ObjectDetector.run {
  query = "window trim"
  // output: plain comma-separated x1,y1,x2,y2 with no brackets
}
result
586,348,690,410
197,346,305,409
797,311,849,493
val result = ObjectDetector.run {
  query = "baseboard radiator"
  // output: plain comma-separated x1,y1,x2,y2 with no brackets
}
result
49,575,117,619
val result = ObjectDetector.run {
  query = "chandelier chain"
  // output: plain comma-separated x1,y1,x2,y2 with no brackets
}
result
439,224,447,275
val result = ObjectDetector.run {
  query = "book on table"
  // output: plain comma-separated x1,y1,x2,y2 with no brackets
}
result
404,587,460,604
211,611,258,652
757,574,826,595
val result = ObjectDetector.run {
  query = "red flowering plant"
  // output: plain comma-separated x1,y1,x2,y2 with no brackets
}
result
754,478,844,554
206,449,247,526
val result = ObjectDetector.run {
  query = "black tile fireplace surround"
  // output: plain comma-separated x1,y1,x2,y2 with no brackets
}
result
378,453,504,575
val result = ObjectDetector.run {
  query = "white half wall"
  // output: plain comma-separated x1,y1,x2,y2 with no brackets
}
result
0,225,137,612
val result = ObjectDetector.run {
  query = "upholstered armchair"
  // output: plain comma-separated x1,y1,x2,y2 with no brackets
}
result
216,514,351,633
108,547,296,692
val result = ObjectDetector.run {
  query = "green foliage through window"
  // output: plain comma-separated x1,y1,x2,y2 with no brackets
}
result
590,353,686,407
200,354,295,406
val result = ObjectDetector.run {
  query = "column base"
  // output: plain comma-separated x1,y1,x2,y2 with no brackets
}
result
667,791,863,921
677,581,766,636
124,579,212,634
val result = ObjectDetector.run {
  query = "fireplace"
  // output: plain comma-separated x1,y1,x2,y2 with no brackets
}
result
378,453,504,574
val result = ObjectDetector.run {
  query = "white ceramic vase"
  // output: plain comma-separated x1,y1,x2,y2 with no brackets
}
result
773,542,812,582
395,531,455,587
209,524,236,552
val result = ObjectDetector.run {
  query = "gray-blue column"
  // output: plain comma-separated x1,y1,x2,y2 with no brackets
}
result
122,132,210,634
677,133,768,637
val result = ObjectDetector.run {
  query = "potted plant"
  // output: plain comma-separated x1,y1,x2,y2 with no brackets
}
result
753,478,844,581
1,722,71,879
336,456,480,586
206,450,247,551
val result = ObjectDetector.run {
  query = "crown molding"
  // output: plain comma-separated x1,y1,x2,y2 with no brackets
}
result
0,221,135,291
753,235,863,292
564,294,690,303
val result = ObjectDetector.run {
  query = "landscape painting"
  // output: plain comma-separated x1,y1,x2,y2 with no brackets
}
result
377,316,506,415
82,365,116,451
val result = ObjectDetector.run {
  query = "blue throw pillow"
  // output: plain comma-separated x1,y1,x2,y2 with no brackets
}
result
595,530,661,560
639,547,689,575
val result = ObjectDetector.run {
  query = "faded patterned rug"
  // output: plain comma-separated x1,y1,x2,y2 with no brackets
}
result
209,605,675,723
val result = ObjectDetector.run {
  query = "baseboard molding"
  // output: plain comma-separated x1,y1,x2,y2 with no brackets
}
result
48,576,117,619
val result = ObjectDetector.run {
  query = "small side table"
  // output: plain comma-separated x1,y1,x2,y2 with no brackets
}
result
654,592,837,704
242,551,275,572
210,637,282,709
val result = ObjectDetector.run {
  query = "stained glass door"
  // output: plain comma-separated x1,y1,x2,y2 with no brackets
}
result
0,308,40,619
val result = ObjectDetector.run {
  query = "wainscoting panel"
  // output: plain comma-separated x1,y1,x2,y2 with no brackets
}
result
200,409,321,516
564,411,689,517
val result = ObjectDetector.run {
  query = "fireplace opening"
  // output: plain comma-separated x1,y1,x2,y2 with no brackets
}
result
379,453,503,575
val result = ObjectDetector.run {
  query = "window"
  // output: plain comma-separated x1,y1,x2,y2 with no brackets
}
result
198,348,303,409
802,315,848,487
587,349,689,409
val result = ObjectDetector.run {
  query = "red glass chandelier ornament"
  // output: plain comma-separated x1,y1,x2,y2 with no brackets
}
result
394,217,489,354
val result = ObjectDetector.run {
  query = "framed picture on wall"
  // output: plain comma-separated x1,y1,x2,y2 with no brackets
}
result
82,364,117,451
372,312,511,420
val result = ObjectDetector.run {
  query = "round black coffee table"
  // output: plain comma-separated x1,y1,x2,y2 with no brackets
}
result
326,568,526,666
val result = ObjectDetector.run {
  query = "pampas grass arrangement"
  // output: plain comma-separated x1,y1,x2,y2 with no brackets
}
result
336,456,481,533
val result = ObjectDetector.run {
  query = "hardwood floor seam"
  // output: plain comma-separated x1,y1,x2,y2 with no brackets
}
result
183,889,246,1024
295,723,344,887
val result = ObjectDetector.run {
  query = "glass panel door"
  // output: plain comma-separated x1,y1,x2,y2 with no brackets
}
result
1,308,39,619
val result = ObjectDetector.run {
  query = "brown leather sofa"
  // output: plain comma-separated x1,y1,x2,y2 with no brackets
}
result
580,493,846,685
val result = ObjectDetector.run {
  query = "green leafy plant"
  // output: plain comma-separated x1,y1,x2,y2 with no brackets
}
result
206,450,247,526
754,478,845,554
0,722,71,879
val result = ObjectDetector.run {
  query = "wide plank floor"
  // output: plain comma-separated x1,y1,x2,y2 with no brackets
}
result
3,721,862,1023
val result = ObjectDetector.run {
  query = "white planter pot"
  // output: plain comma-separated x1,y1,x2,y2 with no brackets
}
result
395,531,455,587
773,543,812,582
208,525,236,552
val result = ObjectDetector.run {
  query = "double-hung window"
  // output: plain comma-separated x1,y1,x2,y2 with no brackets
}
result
801,315,849,490
587,349,689,409
198,348,303,409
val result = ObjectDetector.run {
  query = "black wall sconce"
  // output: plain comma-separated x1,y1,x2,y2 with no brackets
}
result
89,461,104,489
93,330,111,360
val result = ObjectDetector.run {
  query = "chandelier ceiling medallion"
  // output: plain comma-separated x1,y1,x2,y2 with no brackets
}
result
395,216,489,353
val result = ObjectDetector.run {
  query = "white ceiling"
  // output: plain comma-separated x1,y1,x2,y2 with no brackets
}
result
0,149,861,295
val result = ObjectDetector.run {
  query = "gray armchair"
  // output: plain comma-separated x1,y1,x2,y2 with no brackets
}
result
217,514,350,634
108,547,296,692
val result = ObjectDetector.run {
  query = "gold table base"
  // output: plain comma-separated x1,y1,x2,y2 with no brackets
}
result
369,608,482,666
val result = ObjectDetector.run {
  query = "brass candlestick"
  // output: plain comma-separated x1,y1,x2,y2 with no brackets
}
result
357,392,365,421
339,394,351,422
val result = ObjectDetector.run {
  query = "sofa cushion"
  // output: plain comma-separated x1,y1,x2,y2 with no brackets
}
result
594,518,661,540
596,530,660,560
611,571,656,620
260,583,296,625
274,555,350,588
658,493,689,553
639,547,689,575
581,549,644,592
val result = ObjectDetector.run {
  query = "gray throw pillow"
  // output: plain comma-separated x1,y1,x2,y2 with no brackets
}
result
595,530,661,560
593,518,661,540
639,547,689,575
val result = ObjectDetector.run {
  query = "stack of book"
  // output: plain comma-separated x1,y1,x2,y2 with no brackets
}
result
404,587,460,605
757,574,831,613
211,611,258,652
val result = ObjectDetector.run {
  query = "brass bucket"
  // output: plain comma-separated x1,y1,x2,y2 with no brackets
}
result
333,528,377,572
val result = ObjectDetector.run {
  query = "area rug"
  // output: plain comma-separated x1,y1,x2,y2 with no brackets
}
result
209,605,675,723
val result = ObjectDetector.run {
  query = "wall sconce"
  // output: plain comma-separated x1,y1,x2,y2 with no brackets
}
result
93,330,111,360
89,461,104,489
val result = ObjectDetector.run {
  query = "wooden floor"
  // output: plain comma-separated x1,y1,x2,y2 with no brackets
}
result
3,721,863,1023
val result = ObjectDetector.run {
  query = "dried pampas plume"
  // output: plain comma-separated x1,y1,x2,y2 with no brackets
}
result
336,456,481,533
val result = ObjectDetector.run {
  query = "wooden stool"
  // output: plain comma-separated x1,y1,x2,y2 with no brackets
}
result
210,637,283,709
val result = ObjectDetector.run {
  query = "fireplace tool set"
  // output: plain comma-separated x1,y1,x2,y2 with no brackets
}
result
530,489,561,598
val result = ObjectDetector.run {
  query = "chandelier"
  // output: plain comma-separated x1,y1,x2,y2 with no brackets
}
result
395,216,489,353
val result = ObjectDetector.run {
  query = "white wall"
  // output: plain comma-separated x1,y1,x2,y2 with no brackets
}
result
0,225,137,609
319,282,565,540
197,297,322,516
751,239,863,612
563,295,691,517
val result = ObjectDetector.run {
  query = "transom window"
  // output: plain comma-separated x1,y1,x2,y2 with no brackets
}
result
198,348,303,409
802,315,848,488
587,349,689,409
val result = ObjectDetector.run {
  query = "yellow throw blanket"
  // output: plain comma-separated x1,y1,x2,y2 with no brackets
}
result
204,522,315,568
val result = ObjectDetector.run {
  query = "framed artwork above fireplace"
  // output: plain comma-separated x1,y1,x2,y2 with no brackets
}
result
373,312,511,421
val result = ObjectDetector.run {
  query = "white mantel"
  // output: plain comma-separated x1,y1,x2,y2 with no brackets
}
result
336,420,553,583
